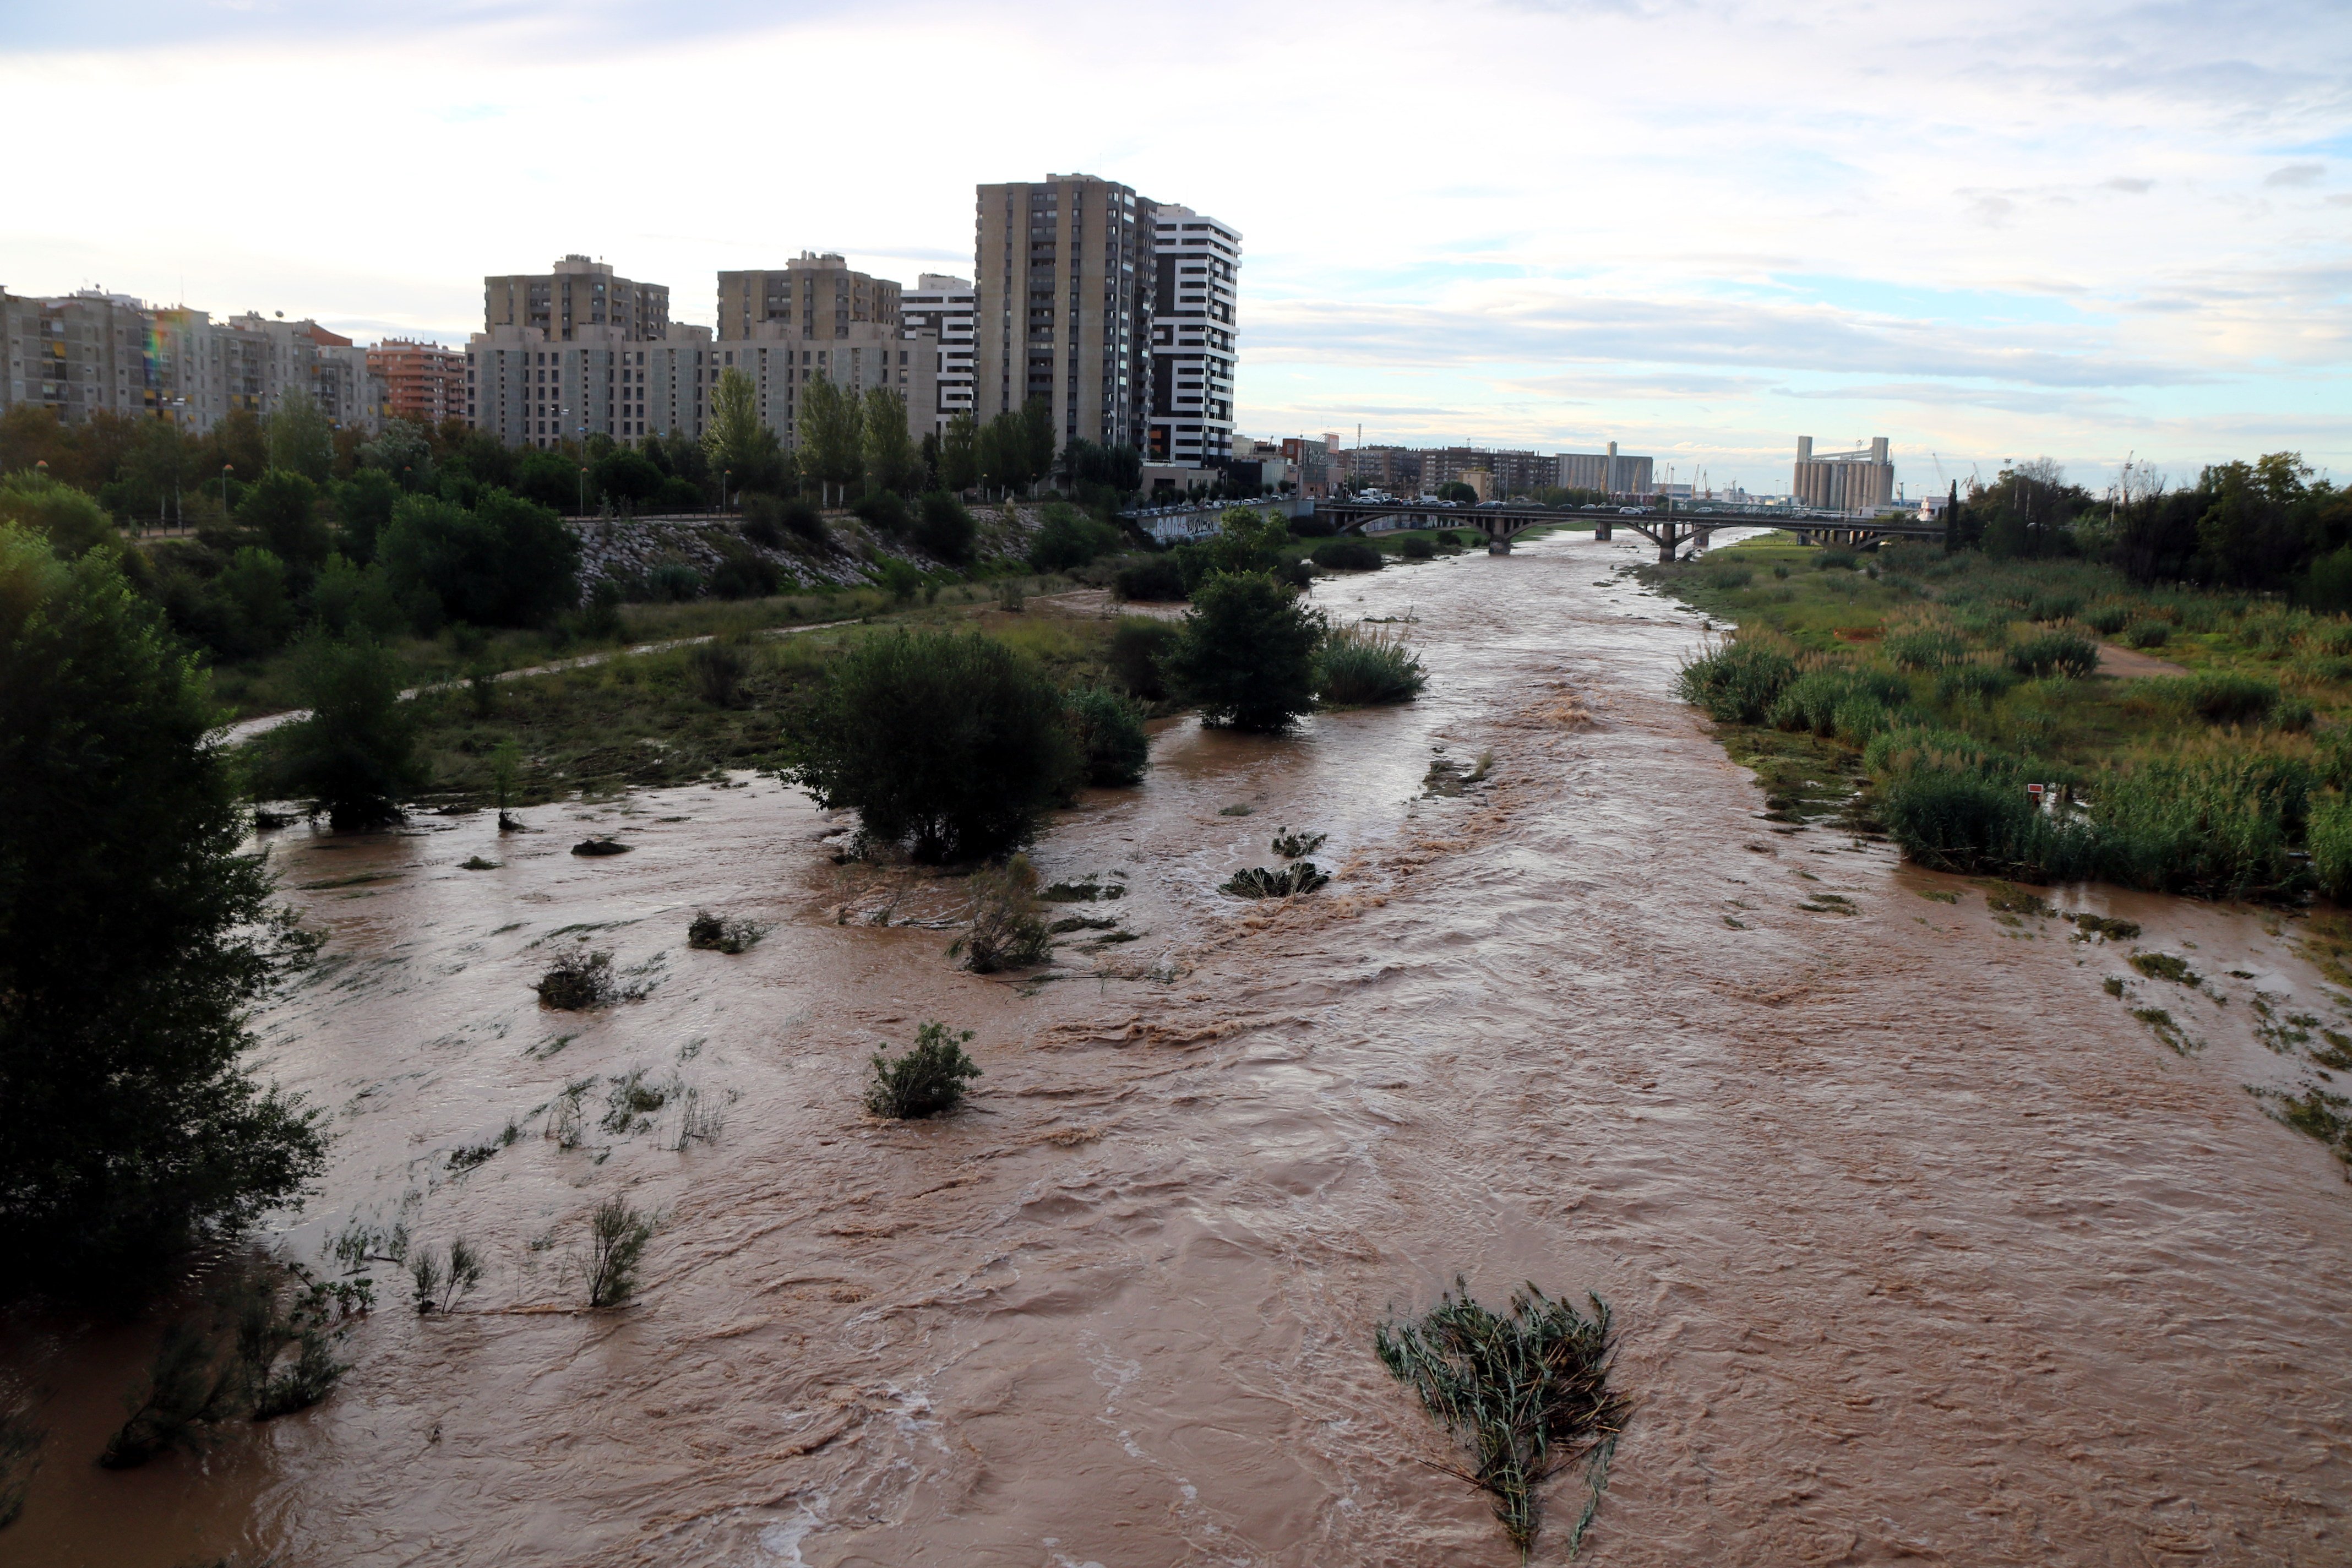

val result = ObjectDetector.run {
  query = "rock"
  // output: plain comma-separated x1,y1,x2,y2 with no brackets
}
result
571,837,631,857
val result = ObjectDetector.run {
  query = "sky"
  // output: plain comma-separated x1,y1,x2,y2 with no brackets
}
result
4,0,2349,495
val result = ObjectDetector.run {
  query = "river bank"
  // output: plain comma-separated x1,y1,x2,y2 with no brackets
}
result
4,529,2347,1565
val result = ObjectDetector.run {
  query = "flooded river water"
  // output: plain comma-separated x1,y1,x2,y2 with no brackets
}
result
6,529,2349,1566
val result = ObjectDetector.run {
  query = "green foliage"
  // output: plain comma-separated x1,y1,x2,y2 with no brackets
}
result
1375,1279,1625,1558
1109,616,1180,700
0,528,325,1297
2142,672,2278,725
215,546,296,654
580,1197,654,1308
1222,862,1330,897
704,368,786,494
263,630,424,829
535,946,616,1009
687,910,759,953
687,641,749,706
1115,554,1188,601
865,1022,982,1118
1675,640,1796,723
591,447,665,509
915,492,976,564
1162,570,1324,732
334,467,401,564
1934,663,2018,704
2006,631,2098,678
956,857,1052,972
238,469,330,574
707,552,778,600
0,469,117,558
862,386,919,494
358,418,433,491
796,375,864,502
1311,538,1382,572
378,489,580,628
853,489,911,536
939,411,979,492
646,561,702,602
1435,481,1478,504
1027,502,1122,571
1401,534,1436,560
1316,622,1427,706
781,629,1079,861
410,1237,484,1314
2095,748,2309,898
1883,627,1967,669
311,552,405,638
1066,685,1150,786
1878,766,2099,883
263,390,334,483
2122,619,2170,648
1768,667,1909,737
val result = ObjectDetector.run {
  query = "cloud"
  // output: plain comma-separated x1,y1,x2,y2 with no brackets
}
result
2103,177,2154,194
2266,162,2326,187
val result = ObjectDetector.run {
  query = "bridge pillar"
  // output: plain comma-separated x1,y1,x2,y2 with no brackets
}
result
1489,533,1512,554
1694,526,1714,552
1594,520,1611,541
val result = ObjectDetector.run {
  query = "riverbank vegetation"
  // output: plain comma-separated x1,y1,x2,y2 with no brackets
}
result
1649,456,2352,905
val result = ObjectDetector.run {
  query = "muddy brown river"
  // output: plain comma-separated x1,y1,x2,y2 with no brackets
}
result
6,530,2349,1566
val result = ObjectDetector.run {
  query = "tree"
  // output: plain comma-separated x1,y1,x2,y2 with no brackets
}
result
263,629,424,830
264,390,334,483
703,367,784,497
0,469,116,557
1027,503,1122,571
357,418,432,492
237,470,331,575
797,376,864,507
0,526,326,1297
214,546,297,656
916,492,977,565
862,386,919,496
378,489,579,628
781,629,1079,862
1021,396,1055,486
940,411,979,493
1161,570,1324,731
334,467,401,564
1437,481,1478,504
591,448,665,511
978,410,1029,496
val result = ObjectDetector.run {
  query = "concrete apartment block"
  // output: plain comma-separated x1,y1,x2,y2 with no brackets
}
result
484,255,670,342
974,173,1155,451
718,254,901,344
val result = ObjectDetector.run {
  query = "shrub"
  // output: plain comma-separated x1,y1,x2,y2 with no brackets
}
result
780,629,1078,861
956,856,1051,972
579,1197,654,1308
2007,631,2098,679
1401,535,1435,560
646,562,701,602
2311,795,2352,903
1675,640,1795,723
2027,593,2082,623
853,490,911,536
578,579,625,640
409,1238,483,1314
1375,1279,1625,1557
1884,627,1967,669
1311,538,1382,573
2157,672,2277,725
707,554,778,600
1315,622,1428,706
2084,603,2132,635
1879,768,2100,883
2123,619,2171,649
1222,862,1329,897
1109,616,1180,700
1161,571,1324,732
1768,667,1909,737
262,629,423,830
2095,749,2308,899
535,947,616,1009
914,492,976,564
0,470,116,557
1115,554,1189,601
1066,685,1150,786
1935,663,2019,704
1817,547,1860,571
687,641,748,706
378,489,579,628
865,1022,982,1118
686,910,758,952
1027,503,1121,571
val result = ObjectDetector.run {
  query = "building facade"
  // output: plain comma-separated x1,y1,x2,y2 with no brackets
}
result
1791,435,1894,511
1557,442,1654,498
974,173,1156,452
708,320,937,453
369,339,466,427
1146,205,1240,467
718,254,901,344
900,273,974,435
466,323,716,449
484,255,670,343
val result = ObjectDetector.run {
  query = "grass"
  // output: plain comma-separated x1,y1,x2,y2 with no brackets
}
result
1316,622,1428,706
865,1022,983,1119
1375,1278,1627,1560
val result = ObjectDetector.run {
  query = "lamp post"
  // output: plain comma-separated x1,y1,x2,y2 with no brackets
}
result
221,463,232,513
577,463,586,518
722,469,731,515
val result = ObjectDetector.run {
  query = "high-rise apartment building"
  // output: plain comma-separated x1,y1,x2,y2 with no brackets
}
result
900,274,974,435
718,254,901,343
466,323,715,449
1792,435,1893,511
484,255,669,342
974,173,1156,451
1146,206,1240,465
0,288,151,423
369,339,466,427
708,323,937,453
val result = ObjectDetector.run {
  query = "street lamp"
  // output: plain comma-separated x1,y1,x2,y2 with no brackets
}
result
221,463,233,513
722,468,731,514
577,464,586,518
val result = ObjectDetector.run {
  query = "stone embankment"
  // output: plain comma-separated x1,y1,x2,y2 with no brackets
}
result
567,503,1051,603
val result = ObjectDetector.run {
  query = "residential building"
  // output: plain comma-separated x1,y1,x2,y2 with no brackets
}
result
1414,445,1554,496
974,173,1156,453
1792,435,1894,511
0,288,154,423
1280,437,1336,497
484,255,669,342
718,254,901,344
1342,445,1424,492
466,323,716,448
900,273,974,435
369,339,466,427
1147,205,1240,466
709,319,937,453
1558,442,1654,498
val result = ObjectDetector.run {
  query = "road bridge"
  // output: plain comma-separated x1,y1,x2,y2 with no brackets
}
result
1317,499,1945,559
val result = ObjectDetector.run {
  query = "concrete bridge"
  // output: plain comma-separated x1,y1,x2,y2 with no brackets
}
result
1317,499,1946,560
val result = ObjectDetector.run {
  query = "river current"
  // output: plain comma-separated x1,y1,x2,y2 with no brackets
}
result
5,528,2348,1566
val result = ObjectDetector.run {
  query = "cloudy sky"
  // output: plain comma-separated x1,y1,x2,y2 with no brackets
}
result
5,0,2348,493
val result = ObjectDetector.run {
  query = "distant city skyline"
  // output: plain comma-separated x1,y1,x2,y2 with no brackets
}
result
5,0,2347,490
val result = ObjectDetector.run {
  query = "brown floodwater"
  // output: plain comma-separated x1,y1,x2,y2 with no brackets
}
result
6,532,2350,1566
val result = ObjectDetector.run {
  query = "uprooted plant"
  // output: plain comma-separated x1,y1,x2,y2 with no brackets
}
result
533,945,617,1009
1270,827,1327,860
409,1238,484,1314
1375,1278,1627,1560
865,1021,983,1119
686,910,760,953
951,853,1052,973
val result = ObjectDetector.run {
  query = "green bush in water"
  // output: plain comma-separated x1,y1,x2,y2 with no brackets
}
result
1675,640,1794,724
1400,535,1436,560
1108,616,1179,700
1315,623,1427,706
1065,685,1150,787
2094,750,2310,899
2007,631,2098,679
1879,769,2100,883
